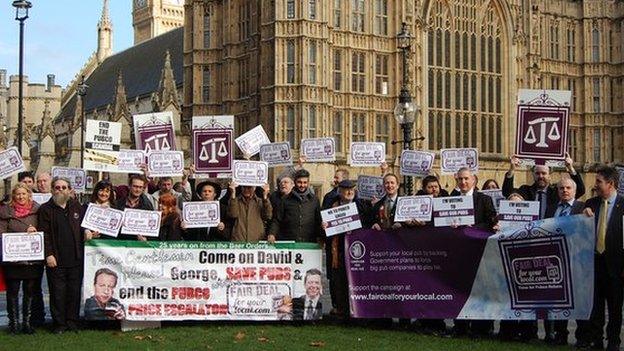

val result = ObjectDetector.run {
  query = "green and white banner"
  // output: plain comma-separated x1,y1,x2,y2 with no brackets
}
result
83,240,324,321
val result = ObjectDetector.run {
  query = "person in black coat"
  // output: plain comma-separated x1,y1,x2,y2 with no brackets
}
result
321,180,370,320
371,173,402,230
502,154,585,220
292,269,323,321
182,180,227,241
115,175,154,241
449,168,497,338
576,166,624,351
321,169,349,210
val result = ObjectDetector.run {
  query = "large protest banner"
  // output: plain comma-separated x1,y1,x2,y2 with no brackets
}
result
83,241,323,321
346,215,593,320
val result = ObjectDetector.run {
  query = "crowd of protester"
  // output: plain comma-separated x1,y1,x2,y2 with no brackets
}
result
0,155,622,350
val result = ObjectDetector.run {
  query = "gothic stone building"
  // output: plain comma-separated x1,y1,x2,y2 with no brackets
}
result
183,0,623,196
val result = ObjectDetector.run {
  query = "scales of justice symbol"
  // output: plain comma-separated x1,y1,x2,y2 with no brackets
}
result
523,116,561,148
199,137,228,164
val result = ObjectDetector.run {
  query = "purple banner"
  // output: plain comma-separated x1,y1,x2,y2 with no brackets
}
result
345,215,592,320
346,227,489,319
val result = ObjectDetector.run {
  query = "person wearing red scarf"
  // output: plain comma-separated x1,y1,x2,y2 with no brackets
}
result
0,184,42,334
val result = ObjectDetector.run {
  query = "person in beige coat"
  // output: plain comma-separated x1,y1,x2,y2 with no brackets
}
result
227,182,272,242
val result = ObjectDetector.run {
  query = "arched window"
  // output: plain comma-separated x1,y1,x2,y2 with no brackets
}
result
427,0,504,154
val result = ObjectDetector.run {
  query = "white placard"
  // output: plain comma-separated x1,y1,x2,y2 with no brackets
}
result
616,166,624,197
320,202,362,237
400,150,435,177
117,149,145,173
0,147,25,180
356,175,385,200
497,200,540,231
440,148,479,174
84,119,122,172
259,142,292,168
235,125,270,157
182,201,221,228
32,193,52,205
394,195,434,222
479,189,505,212
300,138,336,162
81,203,125,238
349,142,386,167
51,167,87,193
432,195,475,227
232,160,269,186
147,150,184,177
1,232,44,262
121,209,162,238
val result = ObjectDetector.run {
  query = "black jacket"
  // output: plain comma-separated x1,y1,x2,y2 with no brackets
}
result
502,172,586,203
544,199,585,218
269,190,322,243
585,195,624,277
38,198,84,262
471,191,498,232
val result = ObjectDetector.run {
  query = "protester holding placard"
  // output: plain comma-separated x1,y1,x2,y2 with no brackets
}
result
268,169,322,243
540,178,585,345
157,193,183,241
182,180,227,241
227,182,272,242
38,177,84,334
115,174,154,241
322,168,350,210
83,180,118,240
322,179,369,320
0,184,43,334
371,173,401,230
502,154,585,220
269,175,295,210
450,167,497,339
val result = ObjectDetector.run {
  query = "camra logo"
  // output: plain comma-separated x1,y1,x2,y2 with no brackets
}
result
349,241,366,260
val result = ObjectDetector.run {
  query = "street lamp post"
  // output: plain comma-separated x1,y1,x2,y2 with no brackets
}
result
393,22,418,195
13,0,32,156
77,75,89,169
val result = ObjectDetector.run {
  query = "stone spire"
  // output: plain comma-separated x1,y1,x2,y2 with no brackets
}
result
112,70,130,123
97,0,113,63
39,100,55,140
155,50,180,111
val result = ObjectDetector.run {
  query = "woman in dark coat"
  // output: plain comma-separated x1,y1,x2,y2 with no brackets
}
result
157,193,183,241
83,180,118,240
0,184,43,334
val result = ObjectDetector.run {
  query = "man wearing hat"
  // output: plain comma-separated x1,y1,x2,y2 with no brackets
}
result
227,182,272,242
269,169,322,243
322,179,370,320
181,180,227,241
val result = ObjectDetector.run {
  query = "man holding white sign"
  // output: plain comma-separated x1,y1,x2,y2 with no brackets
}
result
321,180,369,320
447,167,497,339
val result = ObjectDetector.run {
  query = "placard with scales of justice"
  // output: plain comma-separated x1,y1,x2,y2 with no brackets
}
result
192,116,234,178
515,89,571,165
133,112,177,153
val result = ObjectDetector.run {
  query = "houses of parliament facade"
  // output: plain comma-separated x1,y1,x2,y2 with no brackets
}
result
183,0,623,192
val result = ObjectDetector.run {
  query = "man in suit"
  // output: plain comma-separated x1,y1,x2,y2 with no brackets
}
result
292,269,323,320
451,167,497,338
502,155,584,341
542,178,585,345
502,154,585,220
371,173,401,230
577,166,624,351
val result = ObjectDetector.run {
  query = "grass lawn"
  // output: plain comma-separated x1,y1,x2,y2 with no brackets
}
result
0,323,568,351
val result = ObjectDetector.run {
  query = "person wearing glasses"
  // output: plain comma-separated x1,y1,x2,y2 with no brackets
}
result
115,174,154,241
37,177,84,334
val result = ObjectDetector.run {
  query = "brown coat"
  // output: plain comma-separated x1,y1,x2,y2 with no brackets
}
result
0,202,42,266
227,194,272,242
